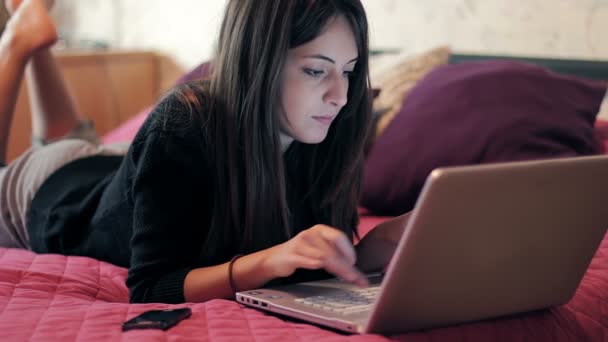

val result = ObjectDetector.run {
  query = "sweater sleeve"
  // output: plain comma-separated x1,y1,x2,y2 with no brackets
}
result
126,95,210,304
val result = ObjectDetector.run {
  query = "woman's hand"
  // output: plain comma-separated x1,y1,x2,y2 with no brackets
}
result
261,224,369,287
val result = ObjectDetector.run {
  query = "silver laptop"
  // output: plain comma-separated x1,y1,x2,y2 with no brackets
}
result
237,155,608,334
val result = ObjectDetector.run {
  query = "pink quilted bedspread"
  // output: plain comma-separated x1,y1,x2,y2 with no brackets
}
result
1,218,607,341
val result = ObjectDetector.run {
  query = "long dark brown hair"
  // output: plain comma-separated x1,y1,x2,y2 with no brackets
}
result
175,0,371,263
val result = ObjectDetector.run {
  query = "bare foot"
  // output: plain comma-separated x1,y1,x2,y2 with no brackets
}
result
2,0,57,58
5,0,54,14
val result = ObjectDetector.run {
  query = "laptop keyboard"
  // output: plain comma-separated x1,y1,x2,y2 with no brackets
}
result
294,286,380,314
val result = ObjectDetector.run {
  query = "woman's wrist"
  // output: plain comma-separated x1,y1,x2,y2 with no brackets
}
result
256,245,281,280
183,249,278,302
232,248,278,292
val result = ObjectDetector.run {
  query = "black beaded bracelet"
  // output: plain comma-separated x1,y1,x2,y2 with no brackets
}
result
228,254,244,293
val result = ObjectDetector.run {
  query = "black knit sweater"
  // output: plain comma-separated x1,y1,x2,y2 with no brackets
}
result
27,91,333,304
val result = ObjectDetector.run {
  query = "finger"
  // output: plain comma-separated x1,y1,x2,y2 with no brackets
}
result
301,230,357,272
299,232,367,286
300,227,368,286
318,227,357,265
299,240,367,286
289,254,323,270
324,257,369,287
301,229,334,256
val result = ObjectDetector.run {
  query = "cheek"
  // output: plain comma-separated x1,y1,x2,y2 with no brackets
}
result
281,76,311,123
284,94,313,127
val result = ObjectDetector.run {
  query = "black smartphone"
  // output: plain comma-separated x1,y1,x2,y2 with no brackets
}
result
122,308,192,331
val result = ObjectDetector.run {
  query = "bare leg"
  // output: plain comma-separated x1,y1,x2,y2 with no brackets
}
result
0,0,57,162
0,36,27,163
26,49,85,141
7,0,85,142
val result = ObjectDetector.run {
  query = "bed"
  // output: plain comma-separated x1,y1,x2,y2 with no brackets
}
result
1,54,607,341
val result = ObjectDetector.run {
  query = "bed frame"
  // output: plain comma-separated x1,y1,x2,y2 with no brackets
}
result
370,49,608,81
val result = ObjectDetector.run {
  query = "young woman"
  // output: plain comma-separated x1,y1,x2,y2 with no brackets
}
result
0,0,407,304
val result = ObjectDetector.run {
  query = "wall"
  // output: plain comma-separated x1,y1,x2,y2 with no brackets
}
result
52,0,608,71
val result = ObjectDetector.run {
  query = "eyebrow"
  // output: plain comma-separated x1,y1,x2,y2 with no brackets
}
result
303,54,358,64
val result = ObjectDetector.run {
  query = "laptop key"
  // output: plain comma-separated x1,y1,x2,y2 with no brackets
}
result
342,304,373,314
294,287,380,313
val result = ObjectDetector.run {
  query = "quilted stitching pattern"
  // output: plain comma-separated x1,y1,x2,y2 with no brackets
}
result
0,233,606,341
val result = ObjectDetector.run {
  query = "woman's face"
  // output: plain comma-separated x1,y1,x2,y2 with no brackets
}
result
279,15,358,144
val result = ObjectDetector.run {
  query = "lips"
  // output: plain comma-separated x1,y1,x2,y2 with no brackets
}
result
312,115,336,125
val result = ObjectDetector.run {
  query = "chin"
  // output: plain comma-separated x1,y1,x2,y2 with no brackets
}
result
296,132,329,144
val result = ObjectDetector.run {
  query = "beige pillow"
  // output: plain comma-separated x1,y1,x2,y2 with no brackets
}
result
371,46,451,138
598,89,608,121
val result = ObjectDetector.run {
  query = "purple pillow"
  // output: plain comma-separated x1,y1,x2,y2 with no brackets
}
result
361,61,607,215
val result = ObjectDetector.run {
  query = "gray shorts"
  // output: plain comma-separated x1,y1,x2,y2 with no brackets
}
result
0,140,129,249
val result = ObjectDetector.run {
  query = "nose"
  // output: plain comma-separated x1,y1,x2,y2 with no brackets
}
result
324,73,348,108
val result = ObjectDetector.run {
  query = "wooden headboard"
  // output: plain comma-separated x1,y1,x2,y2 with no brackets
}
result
449,54,608,81
370,49,608,82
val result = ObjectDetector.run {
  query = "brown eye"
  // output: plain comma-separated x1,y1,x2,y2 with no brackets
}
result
303,68,325,78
